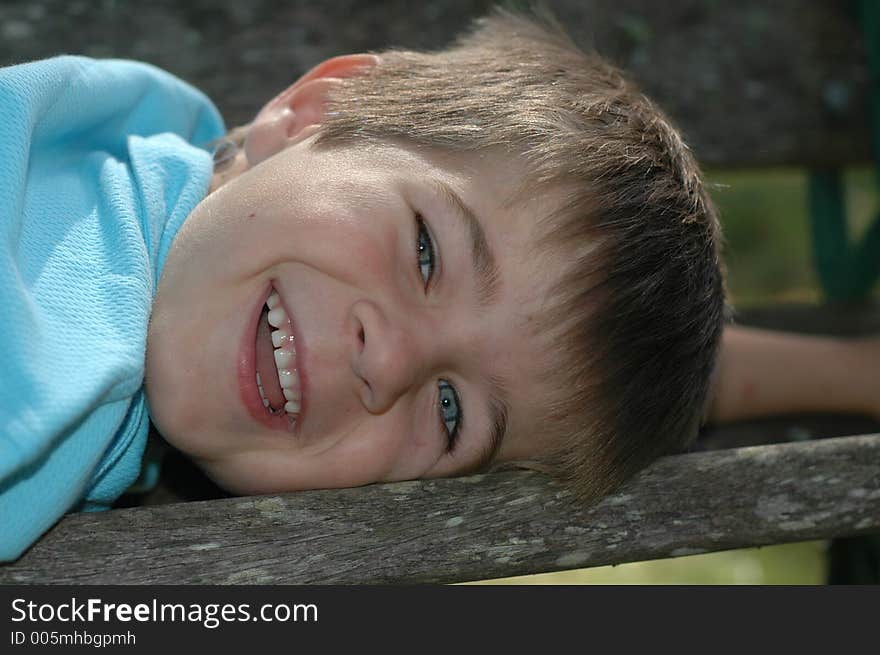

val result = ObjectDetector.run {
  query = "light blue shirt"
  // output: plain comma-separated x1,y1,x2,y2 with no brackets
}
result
0,56,225,560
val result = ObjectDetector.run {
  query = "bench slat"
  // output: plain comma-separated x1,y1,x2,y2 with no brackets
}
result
0,0,870,168
2,433,877,584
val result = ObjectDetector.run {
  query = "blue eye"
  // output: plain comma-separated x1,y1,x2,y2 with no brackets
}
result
438,379,462,452
416,215,435,288
415,219,459,452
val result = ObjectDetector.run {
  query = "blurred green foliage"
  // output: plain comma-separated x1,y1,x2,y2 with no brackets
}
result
710,166,880,306
470,541,827,585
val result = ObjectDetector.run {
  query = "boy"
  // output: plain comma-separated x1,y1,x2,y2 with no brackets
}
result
145,10,727,503
2,9,875,562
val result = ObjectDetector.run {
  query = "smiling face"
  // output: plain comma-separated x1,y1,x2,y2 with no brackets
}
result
144,56,566,495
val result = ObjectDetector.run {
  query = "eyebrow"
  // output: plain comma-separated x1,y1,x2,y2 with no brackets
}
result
431,180,501,307
429,180,509,470
473,383,510,472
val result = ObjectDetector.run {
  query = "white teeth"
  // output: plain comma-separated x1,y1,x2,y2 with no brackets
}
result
267,306,288,329
271,327,289,348
261,287,302,420
274,348,294,369
278,368,298,389
255,372,271,407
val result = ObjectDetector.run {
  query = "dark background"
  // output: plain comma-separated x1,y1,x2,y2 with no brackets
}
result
0,0,871,168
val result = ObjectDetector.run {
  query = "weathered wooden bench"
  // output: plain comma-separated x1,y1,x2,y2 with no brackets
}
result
1,0,878,583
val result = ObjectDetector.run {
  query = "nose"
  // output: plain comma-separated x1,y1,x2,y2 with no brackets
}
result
349,299,426,413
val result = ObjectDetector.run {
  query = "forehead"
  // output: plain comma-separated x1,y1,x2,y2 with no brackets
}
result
324,138,543,219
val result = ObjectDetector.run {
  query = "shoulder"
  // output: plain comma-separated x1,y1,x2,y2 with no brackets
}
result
2,55,220,144
2,55,198,97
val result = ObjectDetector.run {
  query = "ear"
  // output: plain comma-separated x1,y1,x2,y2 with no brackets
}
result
244,54,380,166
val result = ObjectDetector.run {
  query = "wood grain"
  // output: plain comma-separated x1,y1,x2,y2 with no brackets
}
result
3,434,878,584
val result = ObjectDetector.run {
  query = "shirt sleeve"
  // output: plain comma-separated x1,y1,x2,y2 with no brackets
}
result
0,56,224,561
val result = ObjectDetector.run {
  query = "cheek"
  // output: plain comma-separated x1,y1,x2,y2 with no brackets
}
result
382,414,442,482
327,410,419,481
196,409,425,494
293,214,401,290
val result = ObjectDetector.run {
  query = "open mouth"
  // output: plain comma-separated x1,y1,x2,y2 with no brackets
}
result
254,287,302,423
238,282,304,433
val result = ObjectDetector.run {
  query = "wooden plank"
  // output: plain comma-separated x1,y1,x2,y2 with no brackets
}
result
0,0,870,168
2,433,878,584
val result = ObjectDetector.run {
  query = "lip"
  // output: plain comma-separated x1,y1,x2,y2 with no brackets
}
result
237,280,306,434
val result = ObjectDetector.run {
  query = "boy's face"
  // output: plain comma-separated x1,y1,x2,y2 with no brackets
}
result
145,59,563,494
